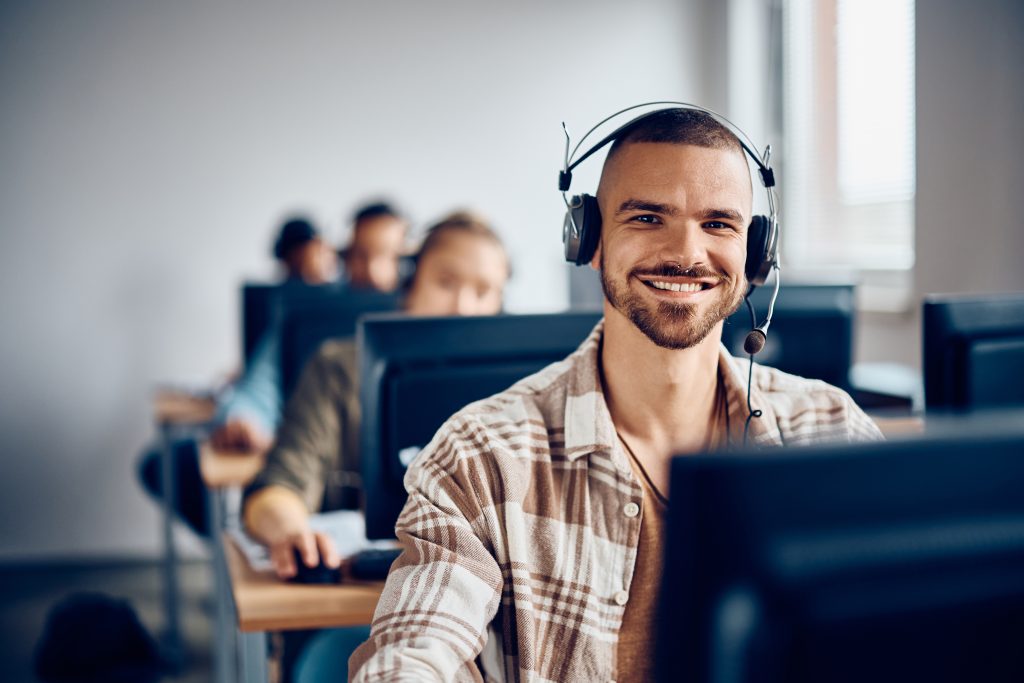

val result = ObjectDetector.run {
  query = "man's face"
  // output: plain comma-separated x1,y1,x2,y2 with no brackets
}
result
594,142,751,349
405,232,508,317
344,215,407,291
289,238,338,285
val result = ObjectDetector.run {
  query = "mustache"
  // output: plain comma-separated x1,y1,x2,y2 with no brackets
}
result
630,263,727,281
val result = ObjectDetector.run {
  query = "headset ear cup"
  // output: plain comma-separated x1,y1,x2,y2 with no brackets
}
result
745,215,773,285
576,194,602,265
563,194,602,265
562,196,583,263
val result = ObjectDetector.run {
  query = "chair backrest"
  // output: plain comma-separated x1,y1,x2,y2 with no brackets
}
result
923,291,1024,410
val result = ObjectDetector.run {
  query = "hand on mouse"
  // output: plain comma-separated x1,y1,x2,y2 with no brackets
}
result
268,528,340,580
210,418,272,453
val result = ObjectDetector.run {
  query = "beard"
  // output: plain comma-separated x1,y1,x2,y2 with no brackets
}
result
600,254,746,350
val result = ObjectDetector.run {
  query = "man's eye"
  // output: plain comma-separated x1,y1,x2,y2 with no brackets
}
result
704,221,730,230
632,214,660,224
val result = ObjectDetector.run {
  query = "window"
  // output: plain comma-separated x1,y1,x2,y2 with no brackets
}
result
781,0,915,274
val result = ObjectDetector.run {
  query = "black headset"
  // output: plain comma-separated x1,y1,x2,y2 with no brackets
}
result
558,102,779,284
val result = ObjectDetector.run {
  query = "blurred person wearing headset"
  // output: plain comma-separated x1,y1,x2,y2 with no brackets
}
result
351,107,882,682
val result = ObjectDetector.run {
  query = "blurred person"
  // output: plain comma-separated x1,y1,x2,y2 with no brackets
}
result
244,210,508,575
274,217,339,285
211,202,409,453
136,215,334,535
338,202,409,292
241,212,508,683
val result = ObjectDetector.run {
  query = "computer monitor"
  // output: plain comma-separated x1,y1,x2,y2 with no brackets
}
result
358,311,602,539
241,283,278,367
658,427,1024,683
721,283,855,390
278,285,401,397
923,292,1024,410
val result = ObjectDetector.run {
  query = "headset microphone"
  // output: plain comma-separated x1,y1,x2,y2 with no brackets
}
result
742,264,781,356
743,327,767,355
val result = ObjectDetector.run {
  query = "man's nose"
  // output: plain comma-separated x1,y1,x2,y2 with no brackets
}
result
660,222,710,266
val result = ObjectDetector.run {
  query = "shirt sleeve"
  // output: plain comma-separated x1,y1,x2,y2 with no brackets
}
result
214,327,283,434
844,392,886,442
243,344,346,512
349,416,504,683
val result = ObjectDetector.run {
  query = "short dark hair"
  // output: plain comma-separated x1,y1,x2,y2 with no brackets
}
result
272,217,318,261
606,108,743,161
352,201,404,227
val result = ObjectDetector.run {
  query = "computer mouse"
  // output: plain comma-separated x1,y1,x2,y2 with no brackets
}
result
348,548,402,581
289,548,342,584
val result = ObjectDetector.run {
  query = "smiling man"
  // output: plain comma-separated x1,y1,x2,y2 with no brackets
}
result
350,108,881,683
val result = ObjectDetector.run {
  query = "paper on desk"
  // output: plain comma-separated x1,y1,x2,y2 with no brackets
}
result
227,510,399,573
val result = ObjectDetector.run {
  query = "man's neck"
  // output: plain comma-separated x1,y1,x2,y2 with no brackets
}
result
600,304,723,463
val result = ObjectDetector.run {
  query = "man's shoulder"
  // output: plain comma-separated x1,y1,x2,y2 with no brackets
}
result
457,352,579,434
413,351,584,469
752,362,850,405
750,363,882,443
311,338,357,372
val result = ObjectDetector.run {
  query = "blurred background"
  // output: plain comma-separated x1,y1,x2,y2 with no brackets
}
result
0,0,1021,679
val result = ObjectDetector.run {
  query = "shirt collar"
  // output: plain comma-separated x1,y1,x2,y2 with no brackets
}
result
562,320,784,460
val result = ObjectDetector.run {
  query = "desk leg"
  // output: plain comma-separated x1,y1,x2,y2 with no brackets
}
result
158,427,185,670
239,630,269,683
208,486,237,683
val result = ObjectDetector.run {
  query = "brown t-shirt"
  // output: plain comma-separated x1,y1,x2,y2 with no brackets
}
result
615,454,668,683
615,383,731,681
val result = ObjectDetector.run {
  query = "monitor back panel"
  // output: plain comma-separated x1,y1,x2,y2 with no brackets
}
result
360,312,602,539
722,284,854,389
660,430,1024,683
241,283,278,367
279,286,401,397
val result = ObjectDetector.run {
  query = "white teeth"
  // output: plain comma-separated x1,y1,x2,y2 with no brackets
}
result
649,280,703,292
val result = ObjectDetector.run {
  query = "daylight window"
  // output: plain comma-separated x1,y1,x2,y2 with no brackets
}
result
782,0,915,271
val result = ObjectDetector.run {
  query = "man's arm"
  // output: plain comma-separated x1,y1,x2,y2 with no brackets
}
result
349,417,505,683
210,328,283,450
242,343,348,578
244,485,339,577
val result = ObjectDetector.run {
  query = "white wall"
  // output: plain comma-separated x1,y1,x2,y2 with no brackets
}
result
0,0,705,560
915,0,1024,299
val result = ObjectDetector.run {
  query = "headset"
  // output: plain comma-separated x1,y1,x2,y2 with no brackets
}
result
558,102,783,443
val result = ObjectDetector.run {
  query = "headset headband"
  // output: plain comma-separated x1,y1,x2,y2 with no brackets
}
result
557,101,776,193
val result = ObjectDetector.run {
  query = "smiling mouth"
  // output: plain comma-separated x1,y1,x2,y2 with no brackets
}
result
642,278,715,293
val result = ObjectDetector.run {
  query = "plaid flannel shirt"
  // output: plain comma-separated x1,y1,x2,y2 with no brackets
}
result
350,321,882,682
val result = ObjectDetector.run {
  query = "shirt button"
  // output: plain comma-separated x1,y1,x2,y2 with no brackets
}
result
614,590,629,606
623,502,640,518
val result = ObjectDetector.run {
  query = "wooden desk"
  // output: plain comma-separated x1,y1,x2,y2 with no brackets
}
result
151,390,216,671
222,534,384,683
199,442,265,683
153,390,216,426
224,535,385,632
200,442,266,489
872,414,926,437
